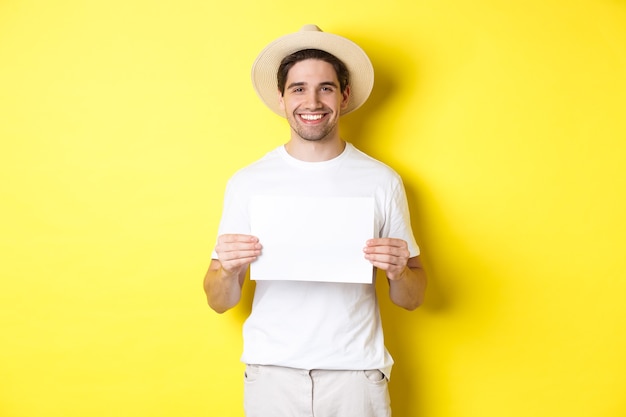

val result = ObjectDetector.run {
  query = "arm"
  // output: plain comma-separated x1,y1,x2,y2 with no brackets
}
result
203,234,262,314
364,238,427,310
387,255,426,310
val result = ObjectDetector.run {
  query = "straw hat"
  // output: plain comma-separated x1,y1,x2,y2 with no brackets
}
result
251,24,374,117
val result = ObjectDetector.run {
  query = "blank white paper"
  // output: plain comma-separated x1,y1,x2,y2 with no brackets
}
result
249,195,375,283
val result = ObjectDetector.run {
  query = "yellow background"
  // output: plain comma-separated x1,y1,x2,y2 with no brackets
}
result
1,0,625,416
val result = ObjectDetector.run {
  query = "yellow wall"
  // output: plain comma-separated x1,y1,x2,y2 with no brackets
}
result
1,0,625,416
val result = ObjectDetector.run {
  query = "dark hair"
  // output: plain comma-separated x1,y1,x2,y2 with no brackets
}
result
277,49,350,95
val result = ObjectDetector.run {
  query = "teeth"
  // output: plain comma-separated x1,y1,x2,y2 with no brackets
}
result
300,114,323,121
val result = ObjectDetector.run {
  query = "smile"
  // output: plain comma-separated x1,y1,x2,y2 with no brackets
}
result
299,114,325,121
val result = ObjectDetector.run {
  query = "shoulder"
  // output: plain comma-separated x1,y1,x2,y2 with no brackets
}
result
227,146,283,184
345,143,404,184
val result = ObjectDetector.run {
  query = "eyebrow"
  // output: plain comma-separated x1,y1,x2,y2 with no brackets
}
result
286,81,339,89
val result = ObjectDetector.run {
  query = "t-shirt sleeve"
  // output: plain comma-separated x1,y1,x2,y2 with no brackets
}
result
382,177,420,257
211,177,251,259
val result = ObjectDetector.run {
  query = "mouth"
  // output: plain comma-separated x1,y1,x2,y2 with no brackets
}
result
298,113,326,123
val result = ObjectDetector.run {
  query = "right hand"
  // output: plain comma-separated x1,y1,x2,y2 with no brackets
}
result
215,234,262,275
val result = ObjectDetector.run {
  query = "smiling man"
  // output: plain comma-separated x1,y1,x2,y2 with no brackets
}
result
279,50,349,148
203,25,427,417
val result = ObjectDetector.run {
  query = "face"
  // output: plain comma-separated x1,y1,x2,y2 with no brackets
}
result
278,59,350,142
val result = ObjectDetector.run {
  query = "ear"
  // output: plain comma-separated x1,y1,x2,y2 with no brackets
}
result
278,90,285,111
340,85,351,110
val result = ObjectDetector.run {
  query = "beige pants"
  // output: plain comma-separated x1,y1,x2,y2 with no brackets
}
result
243,364,391,417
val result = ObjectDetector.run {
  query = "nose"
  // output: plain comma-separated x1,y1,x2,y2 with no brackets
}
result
303,90,322,109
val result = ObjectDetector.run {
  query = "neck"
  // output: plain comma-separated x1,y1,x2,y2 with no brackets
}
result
285,136,346,162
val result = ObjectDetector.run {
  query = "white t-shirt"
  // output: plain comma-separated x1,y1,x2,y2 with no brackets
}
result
213,143,419,378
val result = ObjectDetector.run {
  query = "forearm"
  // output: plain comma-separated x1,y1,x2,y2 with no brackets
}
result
203,260,245,314
388,264,427,310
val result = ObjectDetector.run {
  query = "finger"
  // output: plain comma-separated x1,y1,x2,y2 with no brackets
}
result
218,246,262,272
366,238,407,248
363,245,398,256
221,255,259,272
366,258,403,275
365,252,406,266
219,247,261,261
363,245,409,259
366,255,407,279
218,234,259,244
217,239,262,260
216,241,262,255
216,234,262,255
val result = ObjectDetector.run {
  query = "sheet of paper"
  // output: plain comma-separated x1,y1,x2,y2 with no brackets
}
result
250,195,374,283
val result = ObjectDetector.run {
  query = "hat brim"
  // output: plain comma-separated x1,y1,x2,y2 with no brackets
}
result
251,27,374,117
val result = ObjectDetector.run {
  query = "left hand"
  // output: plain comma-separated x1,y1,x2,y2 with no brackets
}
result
363,238,410,280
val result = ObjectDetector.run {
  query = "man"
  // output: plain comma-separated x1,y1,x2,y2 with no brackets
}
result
204,25,426,417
